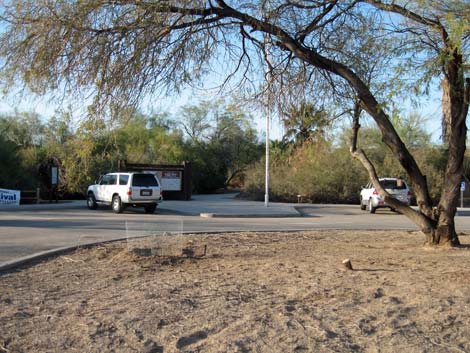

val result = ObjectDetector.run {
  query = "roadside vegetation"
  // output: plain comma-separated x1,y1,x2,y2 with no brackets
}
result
0,100,262,196
0,100,454,204
245,107,450,204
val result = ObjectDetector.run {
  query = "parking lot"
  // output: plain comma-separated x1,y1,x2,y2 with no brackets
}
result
2,194,470,266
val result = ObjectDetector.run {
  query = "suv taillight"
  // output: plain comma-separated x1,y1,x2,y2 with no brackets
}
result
373,189,378,195
408,190,412,196
127,188,132,196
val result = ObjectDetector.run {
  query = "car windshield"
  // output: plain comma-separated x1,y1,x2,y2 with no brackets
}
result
380,179,406,190
132,174,159,187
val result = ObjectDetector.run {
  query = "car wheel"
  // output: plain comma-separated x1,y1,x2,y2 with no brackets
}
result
360,198,366,210
112,195,123,213
368,199,376,214
87,193,98,210
144,204,157,214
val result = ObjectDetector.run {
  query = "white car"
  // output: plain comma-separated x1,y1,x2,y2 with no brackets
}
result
87,172,162,213
360,178,411,213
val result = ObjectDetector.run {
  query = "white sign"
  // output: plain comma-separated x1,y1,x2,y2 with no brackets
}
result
461,181,466,191
51,167,58,185
160,171,182,191
0,188,20,206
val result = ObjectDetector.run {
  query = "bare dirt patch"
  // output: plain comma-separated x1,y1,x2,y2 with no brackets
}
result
2,230,470,353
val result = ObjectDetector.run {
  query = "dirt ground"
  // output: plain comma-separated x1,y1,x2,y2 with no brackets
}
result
2,230,470,353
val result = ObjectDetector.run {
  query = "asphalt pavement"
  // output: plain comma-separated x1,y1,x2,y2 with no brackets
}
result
0,193,300,217
2,193,470,270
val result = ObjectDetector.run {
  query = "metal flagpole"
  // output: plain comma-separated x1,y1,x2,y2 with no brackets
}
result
264,31,271,207
265,94,270,207
264,5,270,208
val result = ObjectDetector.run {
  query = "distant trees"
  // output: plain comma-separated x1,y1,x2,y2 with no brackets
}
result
180,100,263,192
281,103,330,146
244,110,447,204
0,112,46,189
0,100,262,194
0,104,461,210
0,133,22,188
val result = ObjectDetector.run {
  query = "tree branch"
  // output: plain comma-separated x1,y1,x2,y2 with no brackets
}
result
360,0,442,28
297,1,338,42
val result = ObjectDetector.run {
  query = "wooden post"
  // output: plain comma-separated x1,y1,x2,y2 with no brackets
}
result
36,188,40,204
183,161,192,200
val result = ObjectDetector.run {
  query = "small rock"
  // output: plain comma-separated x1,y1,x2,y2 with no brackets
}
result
14,310,33,318
143,339,163,353
373,288,384,299
357,316,377,335
285,305,296,313
157,319,167,329
322,329,338,340
133,329,144,341
389,296,402,305
342,259,353,270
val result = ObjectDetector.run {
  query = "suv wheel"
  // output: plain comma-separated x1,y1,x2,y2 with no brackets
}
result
360,198,366,211
368,199,376,214
112,195,123,213
87,193,98,210
144,204,157,214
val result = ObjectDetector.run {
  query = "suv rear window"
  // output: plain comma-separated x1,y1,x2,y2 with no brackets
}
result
132,174,159,187
380,179,406,190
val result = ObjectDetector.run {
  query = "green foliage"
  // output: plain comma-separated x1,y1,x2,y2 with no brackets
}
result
245,140,367,203
179,100,263,192
389,110,432,149
0,113,45,189
0,101,263,195
0,134,24,188
244,110,445,203
281,102,331,146
0,112,45,147
0,104,457,203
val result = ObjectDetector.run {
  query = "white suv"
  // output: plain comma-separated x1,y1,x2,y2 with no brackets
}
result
360,177,411,213
87,172,162,213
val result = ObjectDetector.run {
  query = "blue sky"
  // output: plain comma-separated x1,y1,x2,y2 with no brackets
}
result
0,83,288,140
0,84,444,143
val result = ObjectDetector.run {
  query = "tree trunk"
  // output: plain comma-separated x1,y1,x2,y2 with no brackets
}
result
434,209,460,246
429,50,469,246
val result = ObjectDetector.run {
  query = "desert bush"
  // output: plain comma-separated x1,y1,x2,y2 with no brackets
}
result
244,141,368,203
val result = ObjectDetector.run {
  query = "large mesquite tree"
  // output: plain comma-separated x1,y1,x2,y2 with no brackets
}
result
0,0,469,245
350,1,470,246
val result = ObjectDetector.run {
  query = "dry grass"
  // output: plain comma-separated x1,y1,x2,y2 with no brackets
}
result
1,230,470,353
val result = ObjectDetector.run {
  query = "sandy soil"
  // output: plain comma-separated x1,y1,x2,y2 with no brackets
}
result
1,230,470,353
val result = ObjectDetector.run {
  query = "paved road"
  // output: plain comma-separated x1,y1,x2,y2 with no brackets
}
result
2,195,470,265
